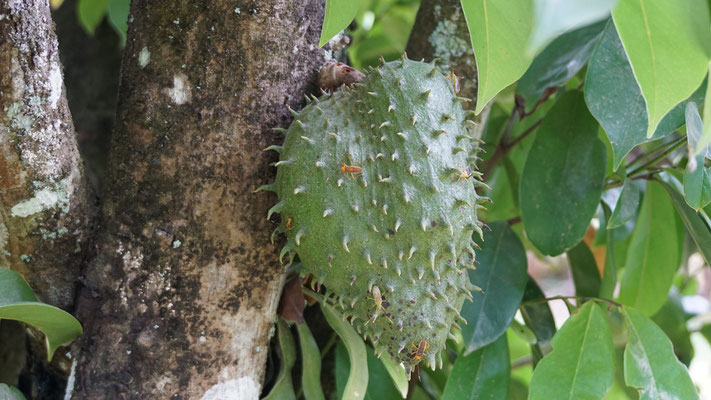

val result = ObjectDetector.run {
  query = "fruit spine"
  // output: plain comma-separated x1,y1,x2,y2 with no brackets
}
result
262,55,487,372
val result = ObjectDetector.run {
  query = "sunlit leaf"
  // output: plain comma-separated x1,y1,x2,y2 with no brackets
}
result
618,181,682,315
0,268,82,360
461,222,527,354
319,0,360,47
684,103,711,210
442,334,510,400
612,0,711,137
585,22,707,169
520,90,606,255
623,307,697,399
322,304,368,400
699,64,711,154
527,0,617,55
529,302,615,400
460,0,534,113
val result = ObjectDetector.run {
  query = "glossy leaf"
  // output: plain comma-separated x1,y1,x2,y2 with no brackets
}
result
529,302,614,400
296,322,325,400
520,90,606,255
608,180,642,229
527,0,616,56
518,20,606,114
460,0,534,113
322,304,368,400
78,0,109,35
658,178,711,265
684,103,711,210
612,0,711,137
263,319,297,400
380,352,408,399
319,0,359,47
0,268,82,360
567,241,601,297
585,22,707,169
461,221,528,354
623,307,698,399
618,181,682,316
442,334,510,400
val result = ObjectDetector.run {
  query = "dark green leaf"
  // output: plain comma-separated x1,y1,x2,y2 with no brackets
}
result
599,203,617,298
107,0,130,46
567,241,602,297
585,23,707,169
0,268,82,360
460,0,534,113
319,0,359,47
365,351,402,400
322,304,368,400
612,0,711,137
520,277,556,344
623,307,697,399
461,222,528,354
529,302,614,400
77,0,109,35
263,319,297,400
442,334,510,400
651,295,693,366
658,177,711,265
518,20,607,113
520,90,606,255
608,180,642,229
379,353,408,399
684,103,711,210
619,181,683,316
527,0,617,55
296,322,325,400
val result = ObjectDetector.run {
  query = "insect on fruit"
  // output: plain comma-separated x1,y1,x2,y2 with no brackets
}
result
370,286,391,322
339,163,362,179
409,337,430,362
285,216,293,231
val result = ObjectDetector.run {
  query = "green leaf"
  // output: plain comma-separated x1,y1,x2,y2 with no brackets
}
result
599,203,618,298
461,221,528,354
379,352,408,399
460,0,534,114
684,103,711,210
335,341,404,400
650,295,693,366
296,322,325,400
520,277,556,344
106,0,130,46
585,22,707,169
622,307,697,400
527,0,617,56
0,384,27,400
699,63,711,155
520,90,606,255
608,180,642,229
517,19,607,114
0,268,82,360
618,181,682,315
567,241,602,297
658,177,711,266
442,334,510,400
612,0,711,137
319,0,360,47
263,319,297,400
529,302,615,400
322,304,368,400
77,0,109,35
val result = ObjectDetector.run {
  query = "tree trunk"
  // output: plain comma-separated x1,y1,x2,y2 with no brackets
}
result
0,0,94,310
70,1,327,398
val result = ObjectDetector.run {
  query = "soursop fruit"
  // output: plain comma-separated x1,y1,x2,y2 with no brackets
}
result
264,56,487,372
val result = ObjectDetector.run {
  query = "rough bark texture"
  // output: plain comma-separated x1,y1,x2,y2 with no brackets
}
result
0,0,94,310
406,0,477,102
71,1,326,398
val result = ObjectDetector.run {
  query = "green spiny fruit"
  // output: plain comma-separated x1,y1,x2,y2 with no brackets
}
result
264,55,487,373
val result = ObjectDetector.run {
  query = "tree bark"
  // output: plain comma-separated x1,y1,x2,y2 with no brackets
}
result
0,0,94,310
406,0,477,102
71,1,327,398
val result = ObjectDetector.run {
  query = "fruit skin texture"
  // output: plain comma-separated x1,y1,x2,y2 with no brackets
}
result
266,57,485,372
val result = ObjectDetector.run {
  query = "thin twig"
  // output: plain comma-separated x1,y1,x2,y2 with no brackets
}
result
521,295,622,308
627,136,686,177
482,113,544,181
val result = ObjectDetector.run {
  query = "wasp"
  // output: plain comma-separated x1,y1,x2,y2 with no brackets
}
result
409,337,430,362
